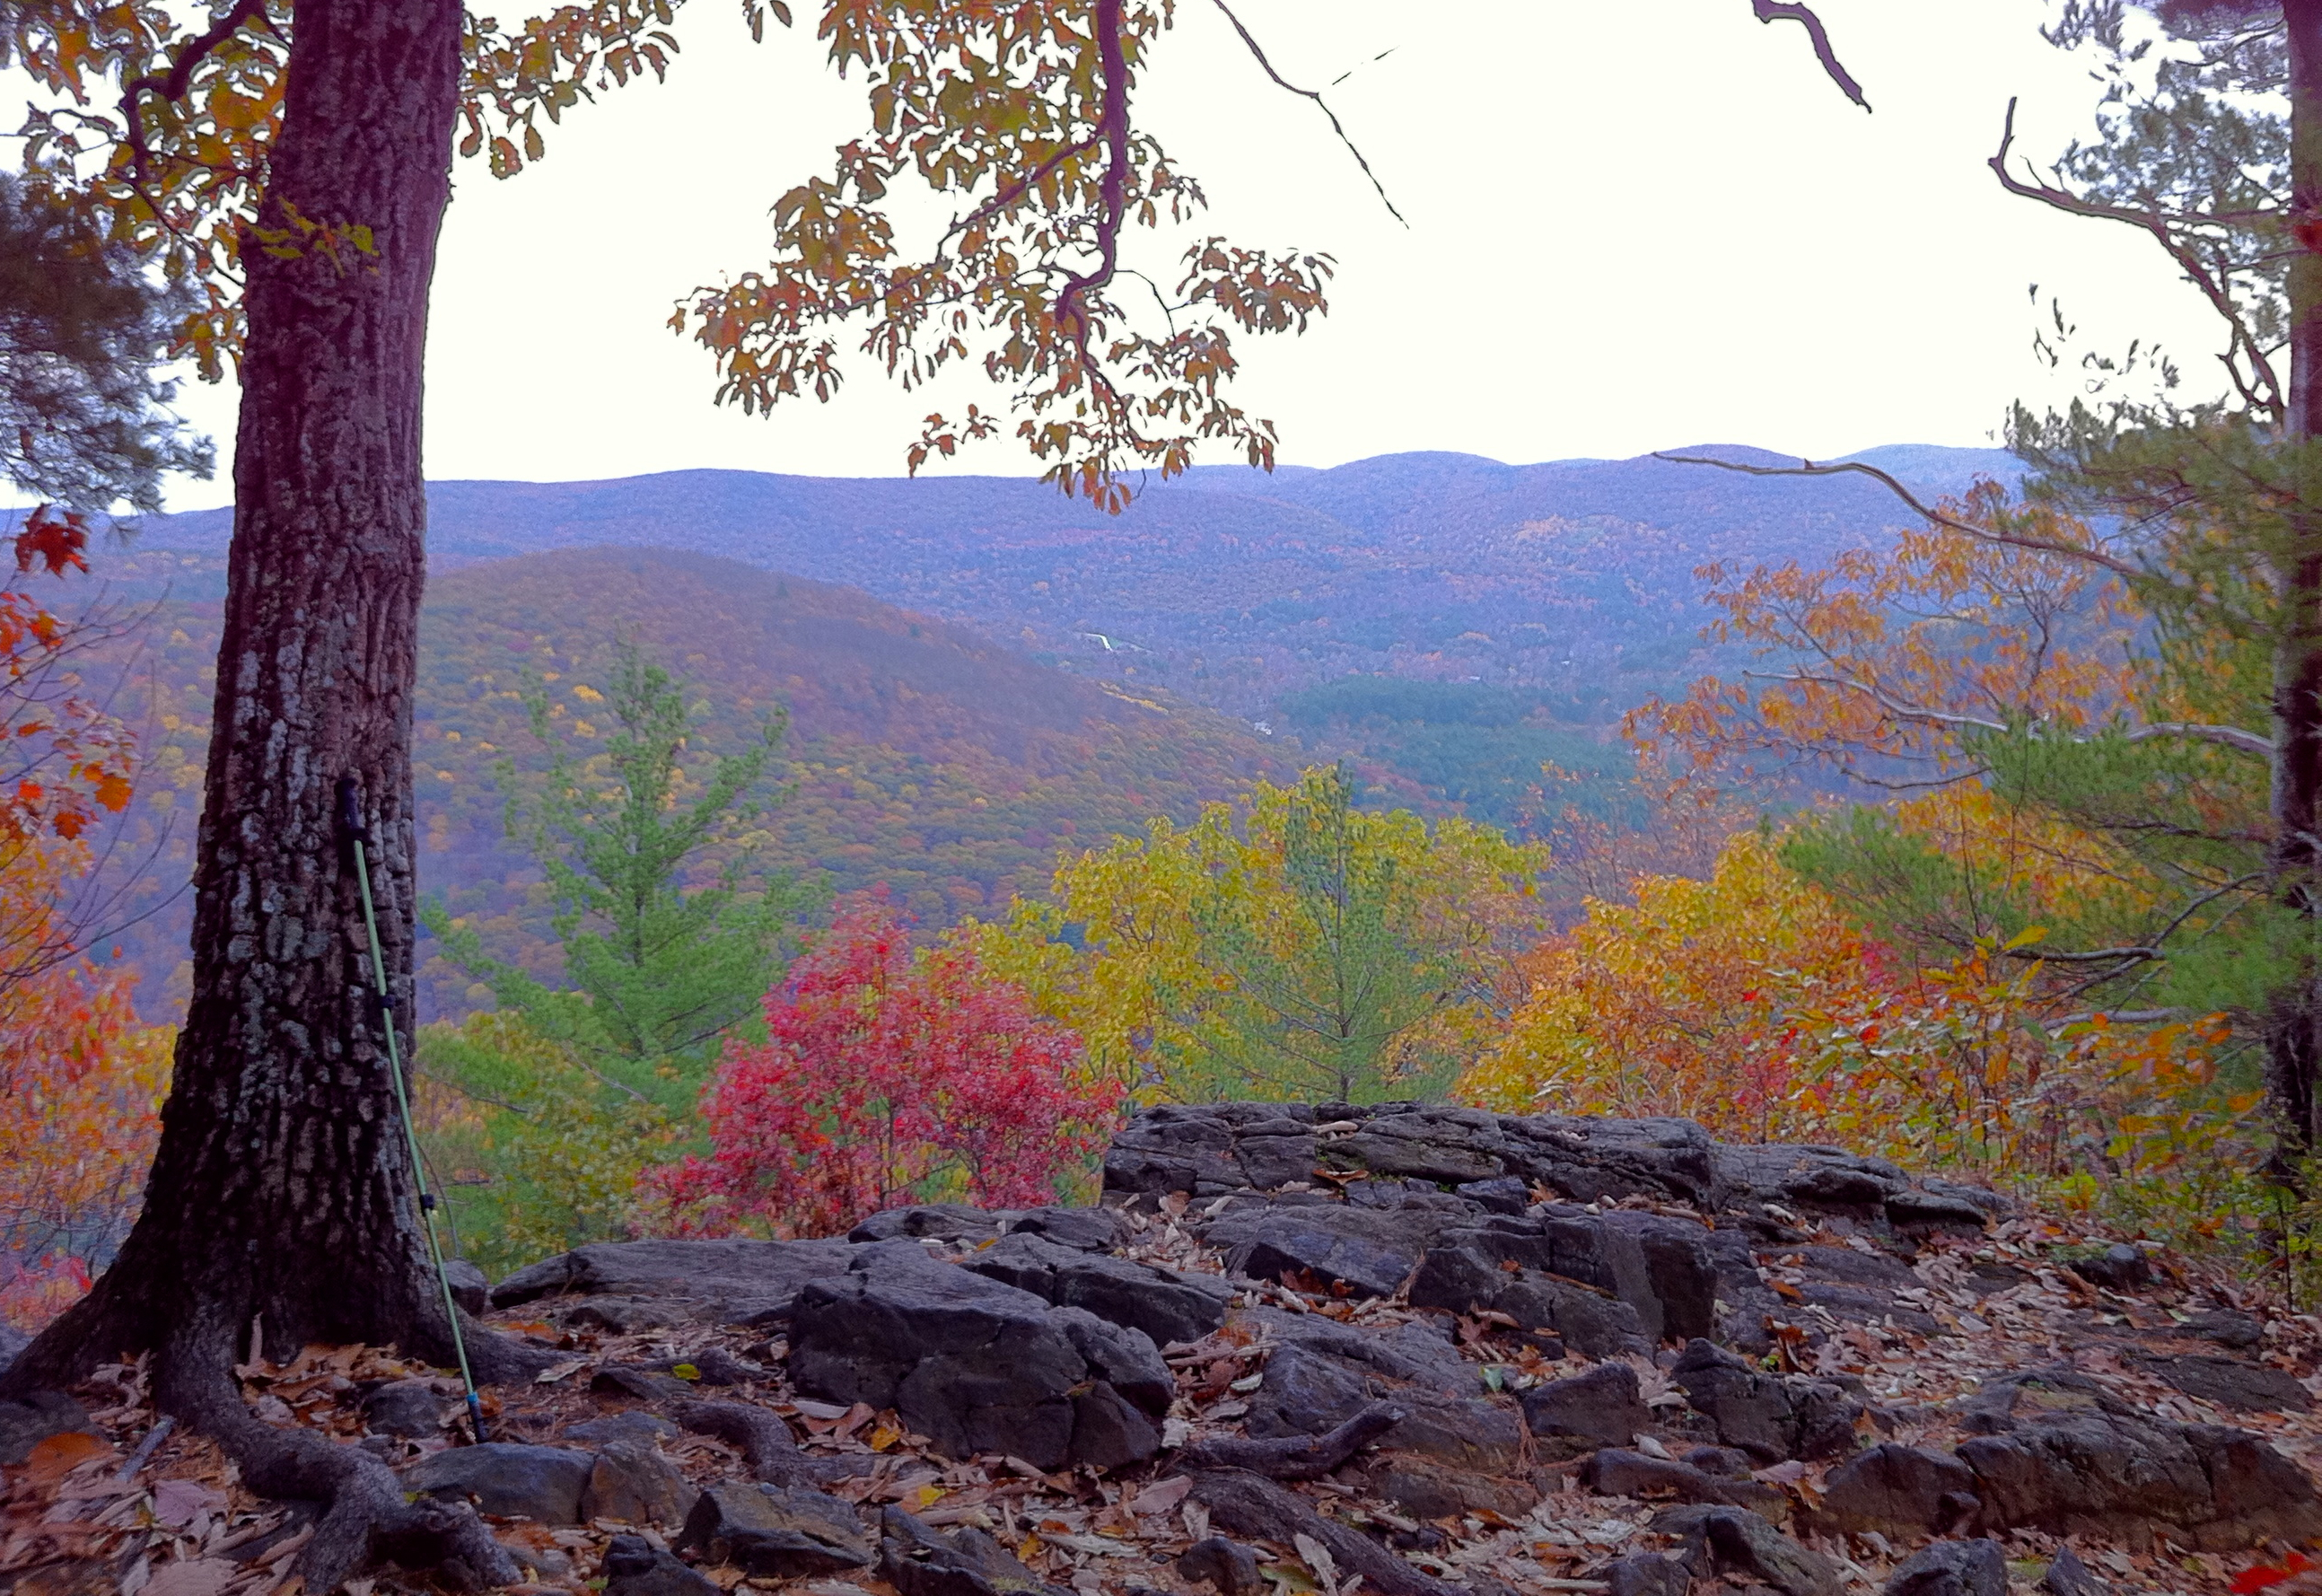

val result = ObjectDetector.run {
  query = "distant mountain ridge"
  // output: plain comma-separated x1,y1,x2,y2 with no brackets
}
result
125,443,2018,722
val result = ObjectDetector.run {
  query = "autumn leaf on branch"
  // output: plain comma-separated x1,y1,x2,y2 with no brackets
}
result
671,0,1334,507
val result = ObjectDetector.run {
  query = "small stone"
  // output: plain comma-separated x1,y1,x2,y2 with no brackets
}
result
401,1443,592,1525
1651,1505,1839,1596
583,1441,697,1527
360,1379,447,1440
2067,1244,2148,1293
601,1531,720,1596
0,1392,96,1466
1883,1539,2007,1596
1601,1552,1691,1596
1179,1537,1266,1596
1521,1360,1649,1458
1068,1381,1161,1471
441,1258,489,1316
1682,1446,1752,1479
2039,1548,2103,1596
677,1481,873,1578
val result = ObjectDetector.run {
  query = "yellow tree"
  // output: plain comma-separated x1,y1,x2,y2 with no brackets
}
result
974,764,1549,1104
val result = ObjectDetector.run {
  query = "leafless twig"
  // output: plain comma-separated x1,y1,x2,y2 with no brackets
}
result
1209,0,1406,225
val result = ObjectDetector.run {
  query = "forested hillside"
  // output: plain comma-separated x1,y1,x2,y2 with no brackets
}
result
76,546,1298,1021
127,443,2018,722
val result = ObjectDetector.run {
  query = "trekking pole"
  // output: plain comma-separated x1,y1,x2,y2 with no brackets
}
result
337,776,488,1444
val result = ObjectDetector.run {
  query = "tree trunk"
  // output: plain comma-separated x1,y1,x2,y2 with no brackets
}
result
2273,0,2322,1159
2,3,534,1583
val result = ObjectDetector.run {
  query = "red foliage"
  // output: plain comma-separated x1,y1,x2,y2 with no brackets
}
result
649,892,1121,1240
1,513,134,846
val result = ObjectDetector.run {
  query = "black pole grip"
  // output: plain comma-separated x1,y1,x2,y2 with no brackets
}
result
336,775,367,846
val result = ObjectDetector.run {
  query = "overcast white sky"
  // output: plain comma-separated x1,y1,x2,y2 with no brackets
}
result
151,1,2220,509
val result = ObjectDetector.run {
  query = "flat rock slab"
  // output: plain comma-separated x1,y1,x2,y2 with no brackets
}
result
2139,1353,2314,1413
678,1481,873,1578
491,1238,856,1327
965,1230,1233,1346
402,1443,593,1525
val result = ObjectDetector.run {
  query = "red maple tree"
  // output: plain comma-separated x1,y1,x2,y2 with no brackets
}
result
650,892,1121,1240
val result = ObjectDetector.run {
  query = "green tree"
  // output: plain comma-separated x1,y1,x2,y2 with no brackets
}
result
422,642,817,1106
0,169,208,515
975,764,1550,1104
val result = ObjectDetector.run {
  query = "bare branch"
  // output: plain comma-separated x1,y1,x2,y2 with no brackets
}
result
2125,720,2275,758
1988,97,2286,421
1652,450,2148,579
1209,0,1406,225
2005,943,2162,963
1751,0,1869,110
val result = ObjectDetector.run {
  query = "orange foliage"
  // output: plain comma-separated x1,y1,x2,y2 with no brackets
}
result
1464,830,2256,1201
1633,481,2137,788
0,846,171,1330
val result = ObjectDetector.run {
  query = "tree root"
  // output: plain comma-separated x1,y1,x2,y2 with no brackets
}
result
1178,1402,1404,1480
1187,1467,1471,1596
2,1273,558,1594
673,1398,865,1487
153,1324,522,1593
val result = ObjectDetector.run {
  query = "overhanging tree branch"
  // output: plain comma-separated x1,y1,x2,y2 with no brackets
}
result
1653,450,2148,579
1751,0,1869,110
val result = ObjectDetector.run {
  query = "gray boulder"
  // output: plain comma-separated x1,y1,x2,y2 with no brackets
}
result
1207,1202,1441,1299
583,1441,697,1527
1958,1409,2322,1550
1407,1234,1648,1358
1884,1539,2007,1596
1671,1338,1862,1461
601,1532,721,1596
1810,1443,1978,1538
442,1257,489,1316
402,1443,592,1525
788,1250,1164,1470
360,1379,448,1439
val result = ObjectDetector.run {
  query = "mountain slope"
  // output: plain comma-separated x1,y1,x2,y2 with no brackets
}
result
78,547,1297,1022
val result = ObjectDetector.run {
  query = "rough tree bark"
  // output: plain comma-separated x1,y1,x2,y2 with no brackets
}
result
2274,0,2322,1157
0,2,536,1587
